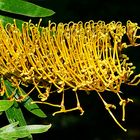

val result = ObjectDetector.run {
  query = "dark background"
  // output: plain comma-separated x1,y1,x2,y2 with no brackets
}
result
2,0,140,140
28,0,140,24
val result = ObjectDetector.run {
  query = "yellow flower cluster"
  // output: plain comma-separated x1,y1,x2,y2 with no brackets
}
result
0,20,140,131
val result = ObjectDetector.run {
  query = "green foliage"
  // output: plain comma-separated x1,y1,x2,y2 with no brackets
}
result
0,0,54,139
0,0,55,17
0,100,14,112
5,101,27,126
23,95,47,118
5,103,34,139
0,122,51,140
4,80,47,118
0,0,55,26
0,80,50,139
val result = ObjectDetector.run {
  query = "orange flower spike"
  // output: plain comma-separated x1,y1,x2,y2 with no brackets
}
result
0,20,139,132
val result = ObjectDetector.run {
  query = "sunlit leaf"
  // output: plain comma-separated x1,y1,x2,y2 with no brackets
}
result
22,124,52,134
0,100,14,112
0,0,55,17
0,123,51,139
0,122,19,132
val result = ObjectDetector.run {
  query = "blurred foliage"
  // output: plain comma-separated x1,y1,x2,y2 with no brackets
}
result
0,122,51,140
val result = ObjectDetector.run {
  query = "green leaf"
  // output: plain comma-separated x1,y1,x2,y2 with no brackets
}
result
0,100,14,112
19,88,47,118
23,96,47,118
5,101,27,126
0,0,55,17
3,80,47,118
0,123,51,139
0,122,19,133
22,124,52,134
5,102,32,139
3,80,32,139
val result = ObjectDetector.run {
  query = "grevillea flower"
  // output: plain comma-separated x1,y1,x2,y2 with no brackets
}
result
0,20,140,131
